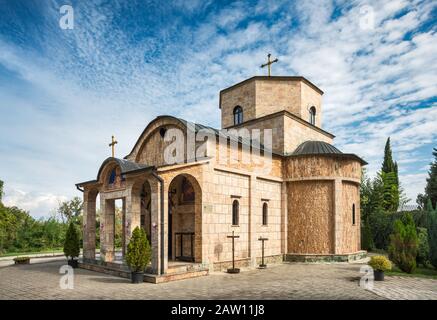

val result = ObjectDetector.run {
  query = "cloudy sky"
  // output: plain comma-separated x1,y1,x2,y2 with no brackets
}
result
0,0,436,218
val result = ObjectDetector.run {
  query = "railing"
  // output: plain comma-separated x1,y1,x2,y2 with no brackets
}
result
175,232,194,262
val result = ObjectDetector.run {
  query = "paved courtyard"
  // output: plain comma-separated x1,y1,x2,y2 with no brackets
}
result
0,259,436,300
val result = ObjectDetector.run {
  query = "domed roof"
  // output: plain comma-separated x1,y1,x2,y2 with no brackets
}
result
292,141,342,155
290,141,368,165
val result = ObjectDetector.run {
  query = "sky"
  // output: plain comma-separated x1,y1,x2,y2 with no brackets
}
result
0,0,436,218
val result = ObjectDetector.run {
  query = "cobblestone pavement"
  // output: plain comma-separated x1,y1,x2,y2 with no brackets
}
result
0,260,434,300
370,275,437,300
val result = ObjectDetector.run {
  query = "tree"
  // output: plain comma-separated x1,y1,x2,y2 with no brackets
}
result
0,179,3,204
63,221,80,261
416,227,430,267
423,148,437,209
126,227,151,272
380,138,400,212
426,199,437,269
57,197,83,223
388,213,418,273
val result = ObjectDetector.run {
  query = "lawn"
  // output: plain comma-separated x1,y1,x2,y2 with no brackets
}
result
0,248,64,258
386,265,437,280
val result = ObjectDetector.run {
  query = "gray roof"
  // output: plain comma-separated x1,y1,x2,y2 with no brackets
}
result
288,141,368,165
76,157,153,186
292,141,342,155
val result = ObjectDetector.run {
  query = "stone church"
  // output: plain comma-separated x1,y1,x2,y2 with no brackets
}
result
76,75,367,282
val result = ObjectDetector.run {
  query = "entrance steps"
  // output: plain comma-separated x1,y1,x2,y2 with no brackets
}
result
78,259,208,284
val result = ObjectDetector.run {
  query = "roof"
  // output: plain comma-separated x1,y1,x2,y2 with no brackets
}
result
125,115,281,159
219,76,324,98
288,141,368,165
76,157,154,187
292,141,342,155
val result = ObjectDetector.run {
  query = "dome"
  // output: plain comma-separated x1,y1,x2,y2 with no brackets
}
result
292,141,342,155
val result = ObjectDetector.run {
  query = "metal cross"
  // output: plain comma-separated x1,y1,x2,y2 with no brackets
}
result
109,135,118,158
260,53,278,76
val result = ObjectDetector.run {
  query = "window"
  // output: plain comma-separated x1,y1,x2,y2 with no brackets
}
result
108,168,116,184
309,106,316,125
159,127,167,138
233,106,243,125
352,204,356,225
262,203,268,226
232,200,239,226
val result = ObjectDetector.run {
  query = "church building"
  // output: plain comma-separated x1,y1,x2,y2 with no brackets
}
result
76,75,367,282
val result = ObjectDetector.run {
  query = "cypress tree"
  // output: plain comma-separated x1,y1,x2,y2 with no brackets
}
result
427,199,437,269
424,148,437,208
382,137,395,173
380,137,400,212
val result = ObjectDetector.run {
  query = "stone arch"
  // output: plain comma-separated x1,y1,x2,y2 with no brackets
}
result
167,173,202,263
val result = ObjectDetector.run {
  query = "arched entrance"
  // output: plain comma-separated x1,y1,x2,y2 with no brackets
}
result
168,174,202,263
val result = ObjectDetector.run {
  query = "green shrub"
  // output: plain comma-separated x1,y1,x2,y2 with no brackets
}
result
361,219,374,251
368,255,392,272
388,213,418,273
63,222,80,261
416,227,430,267
427,200,437,269
126,227,151,272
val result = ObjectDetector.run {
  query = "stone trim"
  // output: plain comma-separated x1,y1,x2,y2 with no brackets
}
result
157,159,210,173
285,176,361,184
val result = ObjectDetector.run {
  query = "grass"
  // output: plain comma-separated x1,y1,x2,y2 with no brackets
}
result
0,248,64,258
386,265,437,280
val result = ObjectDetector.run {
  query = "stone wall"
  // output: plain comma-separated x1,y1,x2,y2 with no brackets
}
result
339,181,360,253
287,180,334,254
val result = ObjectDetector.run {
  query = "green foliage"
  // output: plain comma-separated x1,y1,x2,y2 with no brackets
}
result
380,138,400,212
368,255,392,272
63,222,80,260
0,179,3,204
416,227,430,267
382,138,395,173
426,200,437,269
424,148,437,209
361,218,374,251
126,227,151,272
57,197,83,224
388,213,418,273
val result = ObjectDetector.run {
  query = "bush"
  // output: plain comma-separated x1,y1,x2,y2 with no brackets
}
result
368,255,392,272
126,227,151,273
427,201,437,269
388,213,418,273
416,227,430,267
63,222,80,261
361,219,374,251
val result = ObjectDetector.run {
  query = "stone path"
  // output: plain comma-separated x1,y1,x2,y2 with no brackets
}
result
0,260,435,300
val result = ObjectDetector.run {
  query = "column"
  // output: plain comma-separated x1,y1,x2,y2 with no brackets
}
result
149,178,164,274
82,189,97,260
100,197,115,262
125,189,141,257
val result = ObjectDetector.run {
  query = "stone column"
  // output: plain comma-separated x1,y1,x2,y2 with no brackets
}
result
149,178,163,274
82,189,97,260
333,179,343,254
125,187,141,257
100,197,115,262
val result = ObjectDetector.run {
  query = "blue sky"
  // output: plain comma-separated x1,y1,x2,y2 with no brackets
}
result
0,0,436,218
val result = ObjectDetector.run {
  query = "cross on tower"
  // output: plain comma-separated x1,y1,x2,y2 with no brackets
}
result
260,53,278,76
109,135,118,158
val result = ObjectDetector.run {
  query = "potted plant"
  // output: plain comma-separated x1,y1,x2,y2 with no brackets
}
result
13,256,30,265
368,255,392,281
126,227,151,284
63,221,80,268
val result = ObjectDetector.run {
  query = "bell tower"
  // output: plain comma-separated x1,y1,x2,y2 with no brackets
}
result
219,76,333,154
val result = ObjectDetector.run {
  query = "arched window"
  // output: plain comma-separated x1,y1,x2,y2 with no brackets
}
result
352,204,356,225
309,106,316,125
262,203,268,226
232,200,239,226
233,106,243,125
108,168,116,184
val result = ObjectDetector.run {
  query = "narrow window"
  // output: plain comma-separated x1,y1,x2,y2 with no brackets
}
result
232,200,239,225
262,203,268,226
309,106,316,125
352,204,356,225
233,106,243,125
